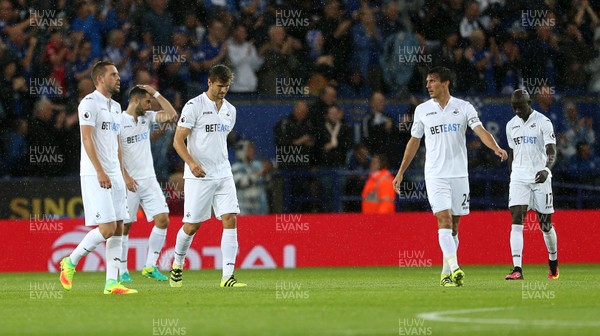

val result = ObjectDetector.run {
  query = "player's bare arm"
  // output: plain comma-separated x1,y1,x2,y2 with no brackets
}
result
81,125,111,189
535,144,557,183
173,126,206,177
473,125,508,161
138,85,178,123
392,136,421,193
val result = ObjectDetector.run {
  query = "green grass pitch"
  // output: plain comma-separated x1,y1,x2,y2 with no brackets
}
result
3,265,600,335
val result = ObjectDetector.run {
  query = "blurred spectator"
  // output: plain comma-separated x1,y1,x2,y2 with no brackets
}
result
157,26,192,100
318,0,352,82
182,12,206,48
361,154,396,214
496,37,523,95
344,142,370,212
570,0,599,43
3,118,28,176
228,24,263,93
191,19,228,91
142,0,174,47
316,105,353,167
104,29,134,96
257,25,302,94
337,69,371,98
567,141,600,183
308,85,337,126
70,40,98,84
585,27,600,93
557,101,596,164
5,28,36,74
532,85,561,126
468,29,499,94
0,60,30,120
26,98,67,176
362,91,400,167
522,25,560,90
0,0,34,38
273,101,316,212
42,30,70,97
380,30,419,98
560,21,593,92
70,1,105,60
232,140,270,214
350,7,384,92
459,0,491,41
378,1,405,39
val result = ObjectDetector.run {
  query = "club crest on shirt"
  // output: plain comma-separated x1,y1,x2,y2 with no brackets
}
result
530,123,536,128
452,109,459,115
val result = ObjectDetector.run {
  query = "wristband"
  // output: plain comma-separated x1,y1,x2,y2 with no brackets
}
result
543,167,552,177
153,91,161,98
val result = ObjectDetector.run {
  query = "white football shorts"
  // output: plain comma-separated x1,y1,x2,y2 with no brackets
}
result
81,175,129,226
183,176,240,223
509,178,554,214
126,177,169,223
425,177,470,216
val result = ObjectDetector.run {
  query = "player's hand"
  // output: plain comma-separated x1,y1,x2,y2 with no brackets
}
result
97,171,112,189
392,173,404,195
138,84,157,96
190,161,206,178
125,175,139,192
495,148,508,162
535,170,549,183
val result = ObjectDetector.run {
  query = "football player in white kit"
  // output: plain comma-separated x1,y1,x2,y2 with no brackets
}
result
392,67,508,287
59,61,137,294
118,85,177,283
504,89,559,280
171,64,246,288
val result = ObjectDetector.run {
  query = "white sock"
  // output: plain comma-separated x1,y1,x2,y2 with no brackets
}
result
438,229,459,271
442,234,459,275
510,224,524,268
106,236,123,281
542,227,558,261
119,234,129,274
69,228,105,265
146,226,167,268
221,228,238,280
173,227,195,268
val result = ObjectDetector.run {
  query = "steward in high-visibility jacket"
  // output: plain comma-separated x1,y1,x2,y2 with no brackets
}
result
361,154,396,213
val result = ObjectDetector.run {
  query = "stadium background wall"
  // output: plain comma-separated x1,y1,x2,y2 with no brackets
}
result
2,211,598,272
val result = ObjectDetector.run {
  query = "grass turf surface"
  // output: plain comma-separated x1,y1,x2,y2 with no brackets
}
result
2,265,600,336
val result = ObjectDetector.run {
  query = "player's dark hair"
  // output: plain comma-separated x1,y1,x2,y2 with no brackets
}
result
90,60,116,86
128,86,149,100
374,154,389,169
208,64,234,84
427,66,454,89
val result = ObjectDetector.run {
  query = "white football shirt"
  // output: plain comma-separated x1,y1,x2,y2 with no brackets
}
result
120,111,157,179
411,96,482,179
506,110,556,182
178,92,236,180
78,90,122,176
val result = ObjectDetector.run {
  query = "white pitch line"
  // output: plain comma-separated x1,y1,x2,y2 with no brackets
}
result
417,307,600,328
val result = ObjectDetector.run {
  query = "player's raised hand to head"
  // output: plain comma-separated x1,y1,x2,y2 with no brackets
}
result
392,173,404,195
138,84,157,96
495,148,508,162
97,171,112,189
190,161,206,178
535,170,549,183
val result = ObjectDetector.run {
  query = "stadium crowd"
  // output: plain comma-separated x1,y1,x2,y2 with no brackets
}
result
1,0,599,212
